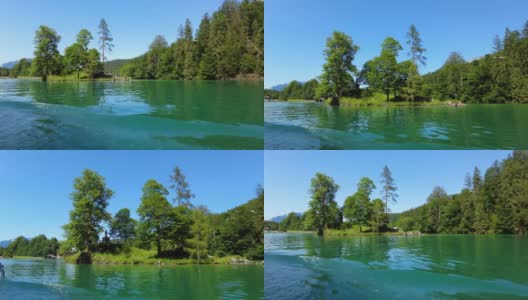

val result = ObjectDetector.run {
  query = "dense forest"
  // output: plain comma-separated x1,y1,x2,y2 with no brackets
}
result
120,0,263,80
0,235,59,258
272,151,528,235
1,168,263,261
4,0,262,81
265,21,528,104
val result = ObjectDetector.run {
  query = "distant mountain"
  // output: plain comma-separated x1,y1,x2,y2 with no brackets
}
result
104,59,132,74
0,240,12,247
270,83,288,92
1,59,32,69
269,212,303,223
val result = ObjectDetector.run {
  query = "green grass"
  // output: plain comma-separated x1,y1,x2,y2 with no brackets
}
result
63,247,260,265
316,93,460,107
12,256,44,259
47,73,115,82
325,228,402,237
287,99,313,102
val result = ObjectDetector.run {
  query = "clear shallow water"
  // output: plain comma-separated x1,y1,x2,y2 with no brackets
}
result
0,79,263,149
264,102,528,149
0,258,263,299
265,233,528,300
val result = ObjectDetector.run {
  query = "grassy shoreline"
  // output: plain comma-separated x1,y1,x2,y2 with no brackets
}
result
274,93,468,107
62,248,262,266
1,75,264,82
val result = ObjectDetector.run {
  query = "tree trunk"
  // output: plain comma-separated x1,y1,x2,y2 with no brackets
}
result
386,92,390,101
359,225,362,233
157,240,161,257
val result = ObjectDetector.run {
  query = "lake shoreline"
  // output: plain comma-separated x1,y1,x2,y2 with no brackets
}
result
268,98,481,107
1,76,264,82
61,252,263,266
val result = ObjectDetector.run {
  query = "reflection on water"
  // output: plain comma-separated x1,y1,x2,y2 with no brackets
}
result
0,258,263,299
264,102,528,149
0,79,263,149
265,233,528,299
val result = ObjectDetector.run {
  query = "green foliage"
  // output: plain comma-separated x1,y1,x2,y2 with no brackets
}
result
264,220,279,231
85,49,103,78
2,235,59,258
395,151,528,234
307,173,340,235
423,21,528,103
169,166,195,206
136,180,176,257
343,177,376,232
319,31,360,98
363,37,403,101
380,165,398,213
63,170,113,252
64,43,86,78
278,212,304,231
120,0,263,80
406,24,427,67
186,209,210,260
217,188,263,260
9,59,32,77
369,199,389,232
33,25,61,80
98,18,114,64
0,67,10,76
109,208,137,242
76,29,93,50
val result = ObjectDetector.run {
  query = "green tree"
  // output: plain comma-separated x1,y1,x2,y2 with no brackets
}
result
64,43,86,79
33,25,61,81
343,177,375,232
169,166,194,206
187,209,210,260
406,24,427,67
364,37,403,101
85,49,103,78
98,18,114,65
76,29,93,51
380,165,398,213
109,208,136,242
318,31,360,102
402,61,423,102
369,199,388,232
307,173,340,235
147,35,168,78
63,169,113,252
137,180,174,257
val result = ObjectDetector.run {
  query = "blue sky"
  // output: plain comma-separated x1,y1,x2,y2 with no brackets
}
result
0,0,224,64
0,151,263,241
265,0,528,88
265,150,511,219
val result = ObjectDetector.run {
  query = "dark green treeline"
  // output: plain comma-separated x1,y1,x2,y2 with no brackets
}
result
120,0,264,80
271,151,528,235
0,235,59,258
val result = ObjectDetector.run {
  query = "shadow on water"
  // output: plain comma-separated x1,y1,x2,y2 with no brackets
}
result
0,258,263,299
264,233,528,299
0,79,264,149
264,102,528,149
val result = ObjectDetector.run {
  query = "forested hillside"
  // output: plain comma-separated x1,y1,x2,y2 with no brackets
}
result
119,0,263,80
